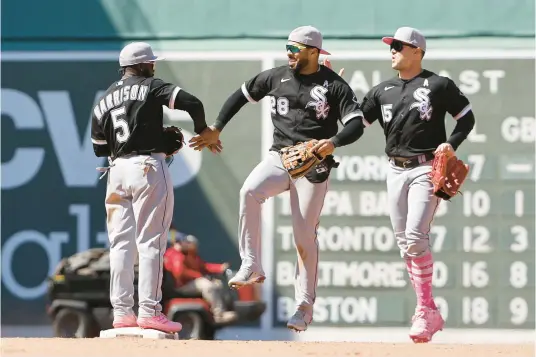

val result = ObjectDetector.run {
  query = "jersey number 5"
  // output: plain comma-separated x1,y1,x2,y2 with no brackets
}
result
111,106,130,143
381,104,393,123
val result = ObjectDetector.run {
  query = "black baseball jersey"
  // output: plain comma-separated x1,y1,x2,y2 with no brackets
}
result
241,65,363,151
360,69,472,157
91,76,180,158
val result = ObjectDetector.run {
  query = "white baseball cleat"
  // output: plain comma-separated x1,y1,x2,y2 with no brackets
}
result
287,310,313,332
228,267,265,289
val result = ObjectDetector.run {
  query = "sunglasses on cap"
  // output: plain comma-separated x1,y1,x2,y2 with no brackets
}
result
390,40,418,52
286,43,311,54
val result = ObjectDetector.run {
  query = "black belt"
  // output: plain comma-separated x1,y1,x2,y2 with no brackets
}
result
390,153,435,169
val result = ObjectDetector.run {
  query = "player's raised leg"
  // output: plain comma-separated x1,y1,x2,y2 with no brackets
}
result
130,154,181,332
405,163,444,343
105,162,139,328
286,177,328,332
228,151,291,289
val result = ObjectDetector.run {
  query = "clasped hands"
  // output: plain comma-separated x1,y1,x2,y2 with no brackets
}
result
188,126,223,154
187,124,337,157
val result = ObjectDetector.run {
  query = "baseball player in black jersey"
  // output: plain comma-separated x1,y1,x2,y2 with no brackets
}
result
329,27,475,342
91,42,220,333
189,26,366,332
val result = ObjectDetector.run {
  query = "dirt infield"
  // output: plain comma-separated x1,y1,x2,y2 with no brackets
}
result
1,338,534,357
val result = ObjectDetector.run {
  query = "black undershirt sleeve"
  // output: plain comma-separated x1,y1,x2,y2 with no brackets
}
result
173,89,208,134
90,111,111,157
214,88,249,131
331,118,365,147
93,145,111,157
447,111,475,150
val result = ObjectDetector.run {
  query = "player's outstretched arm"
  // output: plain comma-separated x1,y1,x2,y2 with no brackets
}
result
212,68,274,132
188,87,249,152
151,79,207,133
173,89,223,153
190,69,274,152
152,82,218,153
173,89,209,135
213,87,249,132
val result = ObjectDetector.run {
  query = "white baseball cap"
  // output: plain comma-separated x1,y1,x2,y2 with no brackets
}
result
119,42,164,67
382,27,427,52
288,25,331,55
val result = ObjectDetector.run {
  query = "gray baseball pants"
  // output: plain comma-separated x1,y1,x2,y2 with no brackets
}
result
105,153,174,319
239,150,328,313
386,158,440,258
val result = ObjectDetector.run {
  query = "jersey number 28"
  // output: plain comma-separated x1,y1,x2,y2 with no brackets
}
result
111,106,130,143
270,96,289,116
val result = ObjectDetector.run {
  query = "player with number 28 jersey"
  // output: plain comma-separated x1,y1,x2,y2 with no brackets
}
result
207,26,367,333
242,58,363,152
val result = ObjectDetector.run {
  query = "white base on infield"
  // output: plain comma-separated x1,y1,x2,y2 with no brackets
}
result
99,327,179,340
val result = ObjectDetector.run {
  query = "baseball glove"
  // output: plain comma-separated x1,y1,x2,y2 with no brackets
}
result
280,140,324,180
162,126,185,156
429,152,470,200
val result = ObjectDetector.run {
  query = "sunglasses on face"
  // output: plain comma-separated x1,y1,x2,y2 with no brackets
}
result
390,40,417,52
286,43,309,54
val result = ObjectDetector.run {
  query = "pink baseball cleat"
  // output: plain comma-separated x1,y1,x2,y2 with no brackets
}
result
137,314,182,333
113,315,138,328
409,306,444,343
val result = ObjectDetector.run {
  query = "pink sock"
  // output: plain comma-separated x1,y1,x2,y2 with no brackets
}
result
409,253,436,309
405,259,415,289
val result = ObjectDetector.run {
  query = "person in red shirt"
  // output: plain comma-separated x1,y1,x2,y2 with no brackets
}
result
164,233,238,324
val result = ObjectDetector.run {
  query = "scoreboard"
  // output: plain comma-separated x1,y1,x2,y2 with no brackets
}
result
271,57,535,329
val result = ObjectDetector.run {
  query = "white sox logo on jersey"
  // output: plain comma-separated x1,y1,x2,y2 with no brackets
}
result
306,85,330,120
410,88,433,121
